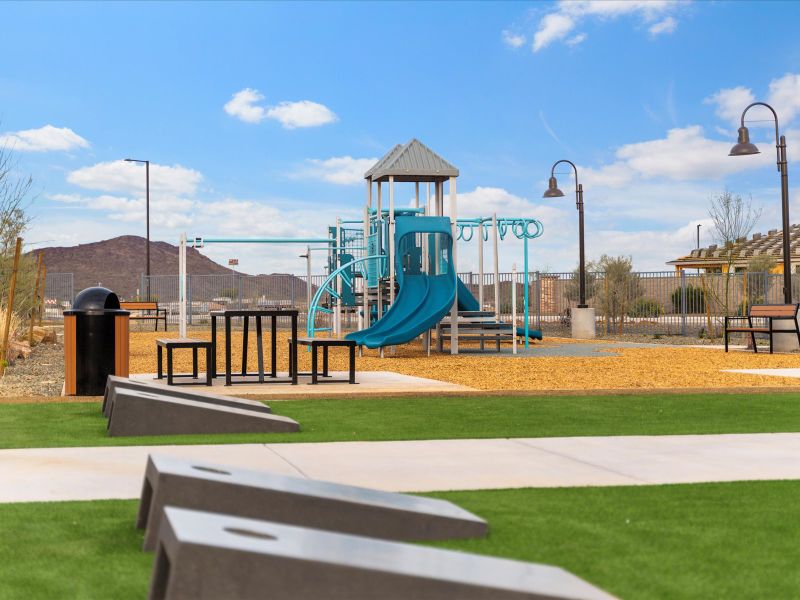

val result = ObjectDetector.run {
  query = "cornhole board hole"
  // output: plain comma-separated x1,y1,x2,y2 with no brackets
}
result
103,376,271,418
149,508,615,600
106,389,298,437
138,454,488,551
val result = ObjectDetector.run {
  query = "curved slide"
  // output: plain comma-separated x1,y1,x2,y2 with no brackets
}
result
348,273,456,349
346,215,542,349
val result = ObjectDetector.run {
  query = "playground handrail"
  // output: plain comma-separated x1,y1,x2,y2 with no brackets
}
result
306,254,387,339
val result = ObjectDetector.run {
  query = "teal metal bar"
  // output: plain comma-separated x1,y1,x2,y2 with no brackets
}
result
524,237,529,348
192,237,334,246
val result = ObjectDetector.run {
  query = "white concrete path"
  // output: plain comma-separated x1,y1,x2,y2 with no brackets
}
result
725,368,800,379
2,432,800,503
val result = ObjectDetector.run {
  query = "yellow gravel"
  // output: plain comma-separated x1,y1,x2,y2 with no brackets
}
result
129,330,800,392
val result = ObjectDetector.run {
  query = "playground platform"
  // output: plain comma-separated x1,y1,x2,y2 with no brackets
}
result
131,371,475,397
2,432,800,503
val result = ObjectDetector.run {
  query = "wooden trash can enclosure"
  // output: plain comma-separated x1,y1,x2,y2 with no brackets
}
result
64,287,130,396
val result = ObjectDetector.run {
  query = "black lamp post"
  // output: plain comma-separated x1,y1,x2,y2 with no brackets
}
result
543,160,587,307
729,102,791,304
124,158,151,300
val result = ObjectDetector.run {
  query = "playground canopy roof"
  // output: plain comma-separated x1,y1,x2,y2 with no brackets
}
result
365,139,459,183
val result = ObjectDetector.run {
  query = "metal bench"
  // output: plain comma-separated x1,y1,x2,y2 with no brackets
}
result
156,338,212,385
724,303,800,353
288,337,356,384
121,301,168,331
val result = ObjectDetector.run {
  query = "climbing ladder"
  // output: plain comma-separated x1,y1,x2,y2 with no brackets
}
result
307,255,386,339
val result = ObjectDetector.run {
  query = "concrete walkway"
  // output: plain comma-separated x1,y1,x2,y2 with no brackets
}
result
2,432,800,503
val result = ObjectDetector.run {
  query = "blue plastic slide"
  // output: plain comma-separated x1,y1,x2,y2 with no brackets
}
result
347,216,457,349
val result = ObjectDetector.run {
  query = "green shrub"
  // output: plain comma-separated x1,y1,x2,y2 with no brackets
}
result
627,297,663,318
671,284,706,314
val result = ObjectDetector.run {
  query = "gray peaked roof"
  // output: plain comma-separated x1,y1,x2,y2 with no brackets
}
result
365,139,459,182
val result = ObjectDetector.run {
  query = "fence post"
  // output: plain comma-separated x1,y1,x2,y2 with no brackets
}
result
535,271,541,330
187,275,193,325
237,273,243,310
680,269,687,337
140,274,145,300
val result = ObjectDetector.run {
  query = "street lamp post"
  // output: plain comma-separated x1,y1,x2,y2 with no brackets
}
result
696,224,701,250
729,102,791,304
543,160,587,307
124,158,151,300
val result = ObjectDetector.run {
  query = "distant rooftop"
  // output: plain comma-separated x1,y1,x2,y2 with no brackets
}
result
365,139,459,183
668,224,800,267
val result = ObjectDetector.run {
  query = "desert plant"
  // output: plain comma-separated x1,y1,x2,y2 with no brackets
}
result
671,284,707,314
595,255,642,332
707,189,761,316
627,297,663,319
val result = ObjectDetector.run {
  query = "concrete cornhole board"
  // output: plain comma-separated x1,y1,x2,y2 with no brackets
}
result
103,376,271,418
107,389,299,437
138,454,487,551
150,507,615,600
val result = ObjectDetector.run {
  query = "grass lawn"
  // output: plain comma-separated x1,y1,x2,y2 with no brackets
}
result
2,481,798,599
2,392,800,449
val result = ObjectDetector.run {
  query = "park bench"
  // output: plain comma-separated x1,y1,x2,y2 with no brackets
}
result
156,338,212,386
288,337,357,384
120,301,167,331
724,303,800,354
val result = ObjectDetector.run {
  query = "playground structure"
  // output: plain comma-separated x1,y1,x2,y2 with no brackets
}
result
177,140,544,355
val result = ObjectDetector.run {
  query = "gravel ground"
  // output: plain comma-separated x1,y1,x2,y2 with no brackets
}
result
128,330,800,392
0,341,64,397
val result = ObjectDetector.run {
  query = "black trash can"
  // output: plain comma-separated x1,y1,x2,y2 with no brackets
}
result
64,287,130,396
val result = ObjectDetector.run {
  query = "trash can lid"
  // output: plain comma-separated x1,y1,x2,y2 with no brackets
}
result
64,287,129,315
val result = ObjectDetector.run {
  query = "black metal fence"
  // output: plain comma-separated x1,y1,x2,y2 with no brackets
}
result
46,270,794,338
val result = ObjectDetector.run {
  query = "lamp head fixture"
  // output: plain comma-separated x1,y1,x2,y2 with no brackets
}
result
729,126,761,156
542,176,564,198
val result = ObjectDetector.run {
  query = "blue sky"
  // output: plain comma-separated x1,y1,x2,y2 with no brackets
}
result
3,1,800,274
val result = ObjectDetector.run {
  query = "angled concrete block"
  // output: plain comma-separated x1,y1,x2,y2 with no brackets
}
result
149,508,615,600
107,389,298,437
138,455,487,550
103,376,271,418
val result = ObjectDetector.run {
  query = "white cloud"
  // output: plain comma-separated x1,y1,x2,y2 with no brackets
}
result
649,16,677,36
706,73,800,129
768,73,800,124
48,192,193,228
223,88,268,123
531,0,683,52
265,100,338,129
566,33,587,46
582,125,773,187
533,13,575,52
67,160,203,196
502,30,526,49
296,156,378,185
705,86,755,124
0,125,89,152
224,88,338,128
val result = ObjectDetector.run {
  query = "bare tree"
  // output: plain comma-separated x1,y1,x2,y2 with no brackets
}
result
595,255,642,333
0,143,33,254
708,189,761,317
0,140,36,320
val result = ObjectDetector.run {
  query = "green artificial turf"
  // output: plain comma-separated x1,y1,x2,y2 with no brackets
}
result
2,391,800,449
2,481,798,599
431,481,800,599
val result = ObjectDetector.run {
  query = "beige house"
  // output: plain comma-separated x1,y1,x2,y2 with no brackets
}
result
668,224,800,273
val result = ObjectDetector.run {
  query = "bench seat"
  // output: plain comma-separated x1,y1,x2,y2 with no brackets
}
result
724,304,800,353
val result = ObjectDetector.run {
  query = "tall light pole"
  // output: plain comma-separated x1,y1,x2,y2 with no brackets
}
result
543,160,587,307
696,224,701,250
729,102,791,304
124,158,150,299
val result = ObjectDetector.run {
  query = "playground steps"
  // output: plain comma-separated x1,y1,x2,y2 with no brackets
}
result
436,311,515,351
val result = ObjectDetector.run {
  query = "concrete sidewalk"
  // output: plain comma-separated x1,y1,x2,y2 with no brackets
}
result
1,432,799,503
